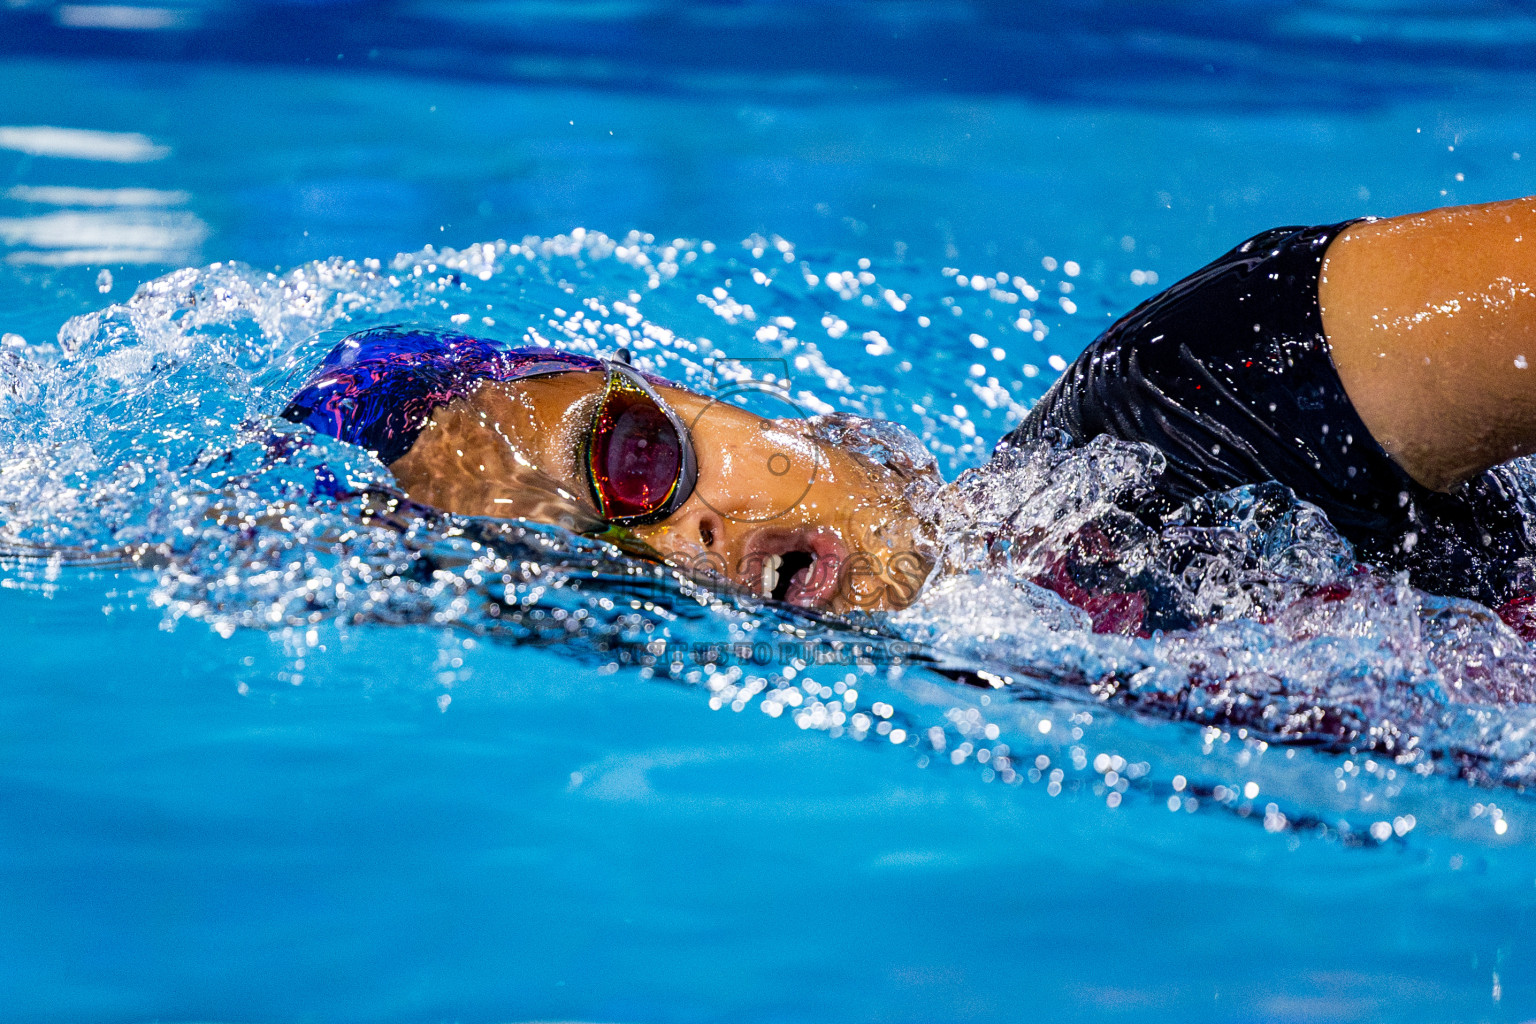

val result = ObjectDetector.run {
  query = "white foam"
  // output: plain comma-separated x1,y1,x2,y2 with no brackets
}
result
7,185,189,207
0,125,169,162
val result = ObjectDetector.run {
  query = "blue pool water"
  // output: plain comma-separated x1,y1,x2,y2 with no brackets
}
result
6,5,1536,1021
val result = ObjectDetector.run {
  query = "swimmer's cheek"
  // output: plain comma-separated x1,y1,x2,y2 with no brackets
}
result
835,551,886,610
880,550,933,610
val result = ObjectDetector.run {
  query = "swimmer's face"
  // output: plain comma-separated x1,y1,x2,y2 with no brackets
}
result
387,371,935,612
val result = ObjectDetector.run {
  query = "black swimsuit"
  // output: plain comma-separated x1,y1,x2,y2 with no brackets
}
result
1001,222,1536,606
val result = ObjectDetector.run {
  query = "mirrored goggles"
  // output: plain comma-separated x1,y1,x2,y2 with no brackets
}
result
582,362,698,526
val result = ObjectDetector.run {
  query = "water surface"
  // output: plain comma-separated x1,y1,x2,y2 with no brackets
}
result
4,14,1536,1021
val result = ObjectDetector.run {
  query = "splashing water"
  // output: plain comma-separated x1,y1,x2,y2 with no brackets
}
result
4,228,1536,853
905,436,1536,783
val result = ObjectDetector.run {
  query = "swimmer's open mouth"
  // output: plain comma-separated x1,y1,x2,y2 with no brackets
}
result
743,530,845,607
762,549,815,602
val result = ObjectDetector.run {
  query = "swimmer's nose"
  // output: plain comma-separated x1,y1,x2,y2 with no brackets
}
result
634,505,730,571
688,509,723,552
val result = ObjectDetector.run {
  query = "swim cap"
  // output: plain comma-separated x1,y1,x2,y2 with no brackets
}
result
281,326,604,463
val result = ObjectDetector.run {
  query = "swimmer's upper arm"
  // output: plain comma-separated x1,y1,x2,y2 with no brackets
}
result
1320,195,1536,490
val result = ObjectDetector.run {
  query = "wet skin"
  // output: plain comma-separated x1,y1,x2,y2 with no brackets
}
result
388,371,934,612
1322,195,1536,491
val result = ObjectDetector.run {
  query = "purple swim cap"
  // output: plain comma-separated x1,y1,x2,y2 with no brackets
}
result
281,326,605,463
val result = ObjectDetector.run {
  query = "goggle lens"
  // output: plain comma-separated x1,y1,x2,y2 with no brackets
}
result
586,368,695,524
